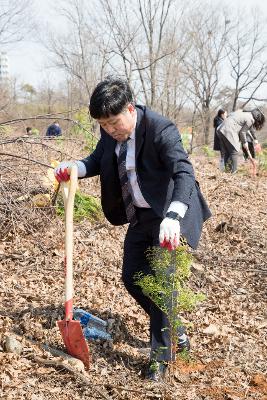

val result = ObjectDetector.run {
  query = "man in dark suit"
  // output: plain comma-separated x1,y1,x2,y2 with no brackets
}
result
55,76,211,381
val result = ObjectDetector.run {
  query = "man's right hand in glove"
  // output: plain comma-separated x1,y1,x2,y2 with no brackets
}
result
54,161,87,182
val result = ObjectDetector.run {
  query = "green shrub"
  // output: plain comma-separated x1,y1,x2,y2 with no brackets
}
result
56,190,103,222
31,128,39,136
0,125,13,135
72,108,98,152
258,148,267,172
202,145,216,158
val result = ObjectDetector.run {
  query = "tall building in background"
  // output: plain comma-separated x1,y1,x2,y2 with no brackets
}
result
0,52,9,80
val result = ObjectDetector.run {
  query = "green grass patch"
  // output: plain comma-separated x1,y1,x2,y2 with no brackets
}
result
71,108,98,152
56,190,103,222
202,145,216,158
258,148,267,172
31,128,39,136
0,125,13,135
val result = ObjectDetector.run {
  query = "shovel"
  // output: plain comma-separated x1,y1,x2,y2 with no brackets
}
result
57,164,90,369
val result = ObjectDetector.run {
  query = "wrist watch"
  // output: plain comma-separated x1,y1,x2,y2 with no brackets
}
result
166,211,182,221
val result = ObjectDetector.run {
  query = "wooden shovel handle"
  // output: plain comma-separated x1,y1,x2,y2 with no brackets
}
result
61,164,78,320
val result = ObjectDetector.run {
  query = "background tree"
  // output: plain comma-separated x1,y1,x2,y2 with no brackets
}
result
6,0,267,145
226,11,267,111
0,0,34,45
98,0,184,109
182,3,231,144
21,83,37,103
0,1,34,116
45,0,103,105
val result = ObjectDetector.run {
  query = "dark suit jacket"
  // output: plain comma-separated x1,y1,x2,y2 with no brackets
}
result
46,124,62,137
81,105,211,248
213,116,224,151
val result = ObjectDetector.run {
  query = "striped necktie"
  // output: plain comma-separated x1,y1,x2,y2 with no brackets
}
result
117,140,138,226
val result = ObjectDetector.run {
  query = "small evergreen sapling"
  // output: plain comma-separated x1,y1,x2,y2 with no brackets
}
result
135,243,205,370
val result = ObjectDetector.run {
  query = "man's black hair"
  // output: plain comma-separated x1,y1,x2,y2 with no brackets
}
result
89,76,134,119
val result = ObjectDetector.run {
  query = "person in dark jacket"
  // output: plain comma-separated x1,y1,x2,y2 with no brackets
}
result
54,77,211,381
213,109,227,170
46,121,62,137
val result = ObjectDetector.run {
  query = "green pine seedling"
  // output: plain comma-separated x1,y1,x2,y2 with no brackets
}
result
135,244,205,379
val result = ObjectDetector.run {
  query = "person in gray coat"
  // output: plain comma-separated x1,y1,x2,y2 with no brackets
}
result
217,109,265,173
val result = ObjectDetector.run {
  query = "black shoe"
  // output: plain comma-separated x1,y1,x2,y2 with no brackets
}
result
145,360,168,382
177,334,190,353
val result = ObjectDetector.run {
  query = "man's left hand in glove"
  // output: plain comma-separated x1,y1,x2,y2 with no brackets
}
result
159,217,180,251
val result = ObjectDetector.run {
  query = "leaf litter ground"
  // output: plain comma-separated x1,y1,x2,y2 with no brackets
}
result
0,142,266,400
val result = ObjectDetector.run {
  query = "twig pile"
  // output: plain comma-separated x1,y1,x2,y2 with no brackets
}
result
0,135,88,239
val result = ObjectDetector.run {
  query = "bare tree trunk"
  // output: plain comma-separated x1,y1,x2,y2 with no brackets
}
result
203,105,211,145
181,5,231,144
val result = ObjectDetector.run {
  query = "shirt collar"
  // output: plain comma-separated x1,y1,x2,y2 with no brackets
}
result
129,111,137,140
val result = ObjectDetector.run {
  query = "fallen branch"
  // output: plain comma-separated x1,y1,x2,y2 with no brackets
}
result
34,354,162,399
0,113,98,143
104,384,162,398
0,109,81,126
208,272,235,291
0,152,52,168
34,356,112,400
41,344,81,360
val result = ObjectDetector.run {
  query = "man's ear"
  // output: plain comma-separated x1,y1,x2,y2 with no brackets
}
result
128,103,135,114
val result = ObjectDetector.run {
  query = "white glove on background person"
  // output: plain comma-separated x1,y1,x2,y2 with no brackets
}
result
54,160,87,182
159,217,180,250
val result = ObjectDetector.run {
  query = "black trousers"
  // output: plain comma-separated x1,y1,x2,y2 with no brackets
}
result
218,133,239,173
121,207,184,362
242,141,255,159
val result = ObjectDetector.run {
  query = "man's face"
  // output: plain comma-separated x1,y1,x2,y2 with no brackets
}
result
97,104,136,142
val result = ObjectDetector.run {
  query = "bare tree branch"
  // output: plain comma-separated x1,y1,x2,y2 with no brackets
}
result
227,12,267,111
0,0,34,45
182,5,232,144
0,152,52,169
0,112,98,141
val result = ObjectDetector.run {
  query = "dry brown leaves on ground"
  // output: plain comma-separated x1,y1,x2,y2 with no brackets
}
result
0,138,266,399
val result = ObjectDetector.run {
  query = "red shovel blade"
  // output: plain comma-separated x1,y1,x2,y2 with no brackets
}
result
57,319,90,369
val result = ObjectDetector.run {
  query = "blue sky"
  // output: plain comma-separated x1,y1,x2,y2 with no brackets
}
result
5,0,267,89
